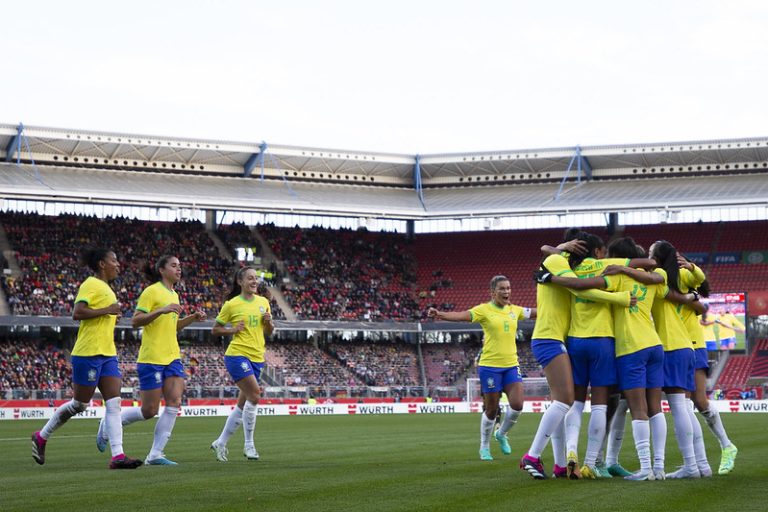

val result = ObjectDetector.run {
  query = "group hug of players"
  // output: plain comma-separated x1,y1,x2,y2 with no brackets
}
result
428,230,738,481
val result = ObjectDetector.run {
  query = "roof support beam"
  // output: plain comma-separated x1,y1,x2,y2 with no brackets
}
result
5,123,23,162
554,145,592,200
414,154,426,210
243,142,268,179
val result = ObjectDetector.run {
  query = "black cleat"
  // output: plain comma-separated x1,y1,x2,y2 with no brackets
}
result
31,432,46,465
109,455,143,470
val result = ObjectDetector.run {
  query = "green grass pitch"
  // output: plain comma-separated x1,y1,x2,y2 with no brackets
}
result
1,413,766,512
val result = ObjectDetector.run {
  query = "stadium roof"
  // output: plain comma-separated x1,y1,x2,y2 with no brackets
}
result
2,123,768,219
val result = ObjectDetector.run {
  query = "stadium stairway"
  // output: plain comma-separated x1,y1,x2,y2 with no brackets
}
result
206,229,235,262
750,339,768,379
248,226,296,321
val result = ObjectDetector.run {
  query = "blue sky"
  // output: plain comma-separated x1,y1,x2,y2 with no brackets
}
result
4,1,767,153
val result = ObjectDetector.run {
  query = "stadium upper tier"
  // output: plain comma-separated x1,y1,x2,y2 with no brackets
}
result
3,123,768,218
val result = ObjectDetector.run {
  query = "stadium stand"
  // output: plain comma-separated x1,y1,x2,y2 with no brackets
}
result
258,224,420,321
422,344,480,387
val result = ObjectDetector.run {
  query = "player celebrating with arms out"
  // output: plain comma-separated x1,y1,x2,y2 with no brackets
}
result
210,267,274,461
428,275,535,461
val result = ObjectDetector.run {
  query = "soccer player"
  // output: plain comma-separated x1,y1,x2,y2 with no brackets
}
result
522,238,635,480
210,266,274,461
97,255,206,465
673,250,738,475
717,308,745,350
427,275,534,461
700,307,720,352
32,247,142,469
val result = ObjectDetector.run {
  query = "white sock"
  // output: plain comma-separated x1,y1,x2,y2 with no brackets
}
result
687,401,708,466
606,399,628,466
104,397,124,457
528,400,570,459
551,417,567,468
148,406,178,460
668,394,696,468
121,406,147,426
499,407,521,436
40,400,88,440
216,406,243,447
649,412,667,471
700,407,731,449
565,400,585,457
243,401,258,448
584,405,607,466
480,412,495,450
631,419,651,471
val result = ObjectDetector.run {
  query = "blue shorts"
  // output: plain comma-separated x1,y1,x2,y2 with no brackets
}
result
71,355,121,386
694,348,709,370
137,359,185,390
477,366,522,393
225,355,265,383
705,340,718,351
720,337,736,349
531,339,568,369
616,345,664,391
567,336,617,387
663,348,695,391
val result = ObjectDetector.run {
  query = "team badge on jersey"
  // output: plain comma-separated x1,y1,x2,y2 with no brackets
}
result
259,306,266,314
154,371,162,384
87,369,97,382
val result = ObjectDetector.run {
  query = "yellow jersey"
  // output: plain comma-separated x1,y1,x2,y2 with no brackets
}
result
569,257,631,338
604,273,663,357
651,268,694,352
216,295,272,363
718,313,744,339
136,282,180,365
71,276,118,357
678,266,706,347
471,302,525,368
701,313,720,342
532,254,631,342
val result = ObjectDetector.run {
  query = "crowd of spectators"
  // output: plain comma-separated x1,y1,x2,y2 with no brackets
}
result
1,212,234,318
0,338,71,393
266,341,363,387
327,340,420,386
423,343,481,387
259,224,420,321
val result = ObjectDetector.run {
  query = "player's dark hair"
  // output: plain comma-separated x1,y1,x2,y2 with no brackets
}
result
651,240,681,293
489,275,509,292
563,227,582,242
568,232,604,269
143,255,175,282
608,236,640,259
80,247,113,273
227,266,254,301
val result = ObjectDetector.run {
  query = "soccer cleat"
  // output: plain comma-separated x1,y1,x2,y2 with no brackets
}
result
96,426,108,453
665,465,701,479
607,463,633,477
494,430,512,455
652,468,666,481
698,462,713,477
479,447,493,461
520,454,547,479
595,461,613,478
145,455,178,466
211,441,228,462
718,444,738,475
624,469,655,481
566,450,581,480
244,445,260,460
109,455,143,469
31,432,46,465
552,464,568,478
580,464,602,479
